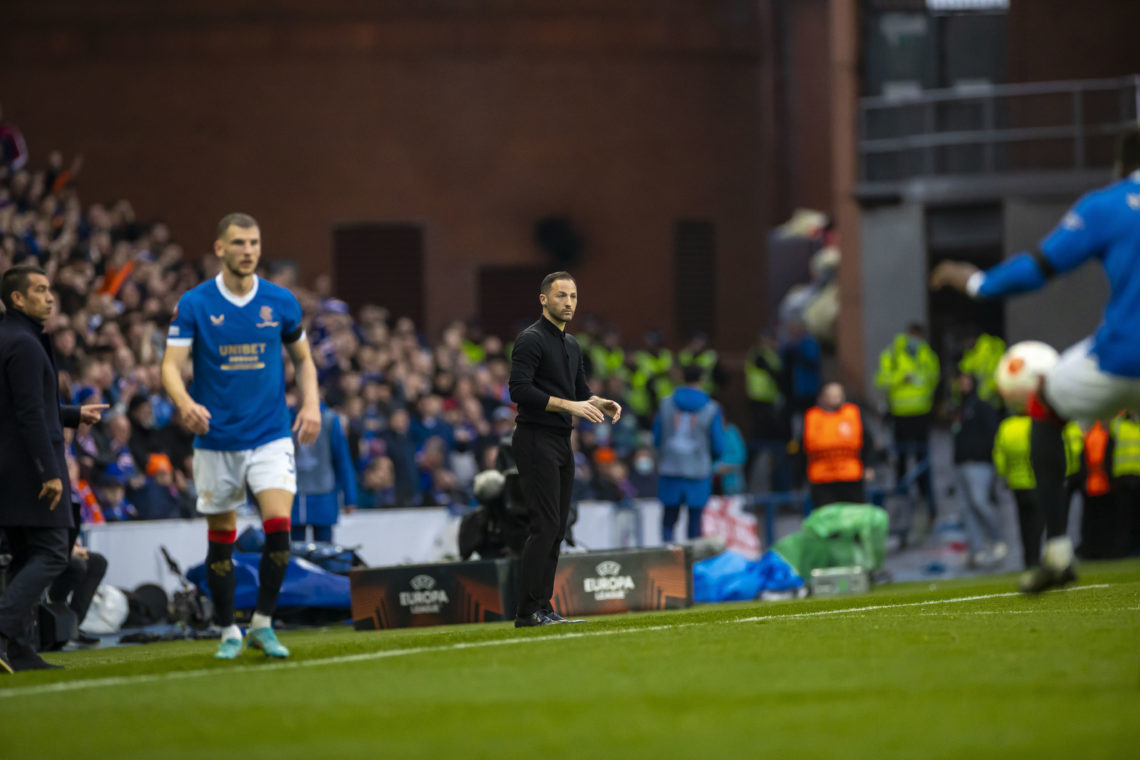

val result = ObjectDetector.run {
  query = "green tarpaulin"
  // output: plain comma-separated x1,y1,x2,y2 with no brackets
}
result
771,503,889,578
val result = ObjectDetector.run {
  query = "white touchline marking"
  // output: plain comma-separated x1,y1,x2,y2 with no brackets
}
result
0,583,1113,701
731,583,1109,624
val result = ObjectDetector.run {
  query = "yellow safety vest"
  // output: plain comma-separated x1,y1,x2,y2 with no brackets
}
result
589,345,625,379
993,416,1034,491
1110,415,1140,477
958,333,1006,403
1063,422,1083,479
745,347,781,404
875,334,940,417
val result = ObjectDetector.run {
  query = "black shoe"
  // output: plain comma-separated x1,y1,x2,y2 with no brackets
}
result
0,636,13,676
74,633,101,647
7,640,63,671
514,612,555,628
543,611,585,624
1018,564,1078,594
10,653,63,671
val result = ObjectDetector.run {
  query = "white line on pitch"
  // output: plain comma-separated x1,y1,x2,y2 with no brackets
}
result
731,583,1109,624
0,582,1112,701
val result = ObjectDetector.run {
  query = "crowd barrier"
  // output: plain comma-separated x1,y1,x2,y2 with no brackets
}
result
83,496,763,594
349,546,692,629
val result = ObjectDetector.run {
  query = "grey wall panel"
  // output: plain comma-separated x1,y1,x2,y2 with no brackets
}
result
859,202,927,400
1003,198,1108,350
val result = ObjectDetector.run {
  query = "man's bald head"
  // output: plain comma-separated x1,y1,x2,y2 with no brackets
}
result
818,382,845,411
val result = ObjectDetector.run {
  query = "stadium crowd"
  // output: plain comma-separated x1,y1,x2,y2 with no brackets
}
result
1,117,1136,564
0,136,755,526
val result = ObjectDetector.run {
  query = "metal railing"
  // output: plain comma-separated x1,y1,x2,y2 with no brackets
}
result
858,75,1140,185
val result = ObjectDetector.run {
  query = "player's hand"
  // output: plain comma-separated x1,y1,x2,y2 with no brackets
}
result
39,478,63,511
294,403,322,446
180,401,212,435
73,542,89,561
591,396,622,423
929,261,979,293
79,404,110,426
569,400,606,423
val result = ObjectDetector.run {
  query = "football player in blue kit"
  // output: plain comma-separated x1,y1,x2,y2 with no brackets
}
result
932,127,1140,593
162,213,321,658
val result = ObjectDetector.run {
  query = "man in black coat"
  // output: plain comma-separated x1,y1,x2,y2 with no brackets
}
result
0,264,105,672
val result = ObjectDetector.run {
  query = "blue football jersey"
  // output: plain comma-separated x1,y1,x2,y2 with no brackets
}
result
166,274,305,450
979,170,1140,377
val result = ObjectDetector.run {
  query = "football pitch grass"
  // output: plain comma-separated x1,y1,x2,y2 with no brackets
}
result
3,560,1137,760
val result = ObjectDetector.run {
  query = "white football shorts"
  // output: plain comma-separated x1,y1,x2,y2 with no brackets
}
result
1044,338,1140,427
192,437,297,515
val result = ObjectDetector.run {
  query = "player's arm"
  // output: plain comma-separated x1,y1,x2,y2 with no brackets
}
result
161,342,211,435
285,337,321,446
931,193,1105,299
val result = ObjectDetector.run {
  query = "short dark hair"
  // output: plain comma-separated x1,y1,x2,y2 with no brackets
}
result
540,271,575,295
682,364,703,384
1,264,47,310
216,212,259,241
1116,126,1140,177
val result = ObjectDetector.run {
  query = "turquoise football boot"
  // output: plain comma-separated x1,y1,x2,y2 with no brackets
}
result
215,636,244,660
247,627,290,658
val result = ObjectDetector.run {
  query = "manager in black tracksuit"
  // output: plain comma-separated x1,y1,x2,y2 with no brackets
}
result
509,272,622,627
0,265,105,672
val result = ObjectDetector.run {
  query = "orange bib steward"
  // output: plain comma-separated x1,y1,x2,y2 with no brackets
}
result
1084,422,1110,497
804,403,864,484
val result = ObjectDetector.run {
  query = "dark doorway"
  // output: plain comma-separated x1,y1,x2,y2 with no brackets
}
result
675,220,717,343
926,204,1005,373
332,223,425,326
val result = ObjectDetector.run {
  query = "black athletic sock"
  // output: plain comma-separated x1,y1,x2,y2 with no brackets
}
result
1030,419,1068,539
206,530,237,627
256,517,292,616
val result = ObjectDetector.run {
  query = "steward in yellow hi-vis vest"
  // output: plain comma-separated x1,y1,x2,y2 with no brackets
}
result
678,332,722,395
1089,412,1140,558
876,331,940,417
958,333,1006,405
876,324,939,515
994,416,1084,568
627,331,673,423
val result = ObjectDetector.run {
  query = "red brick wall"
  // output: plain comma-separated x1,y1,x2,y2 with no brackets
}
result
1007,0,1140,83
0,0,776,350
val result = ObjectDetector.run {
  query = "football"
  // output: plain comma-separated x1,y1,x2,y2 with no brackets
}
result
994,340,1059,409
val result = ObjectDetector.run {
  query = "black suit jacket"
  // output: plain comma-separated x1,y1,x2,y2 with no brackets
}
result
0,309,80,529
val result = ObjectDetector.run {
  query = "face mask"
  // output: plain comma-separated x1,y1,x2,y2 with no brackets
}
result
634,458,654,475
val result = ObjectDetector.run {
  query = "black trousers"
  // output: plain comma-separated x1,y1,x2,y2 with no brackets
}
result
513,425,574,618
893,414,933,509
49,551,108,627
810,480,865,510
1014,490,1042,567
0,526,70,647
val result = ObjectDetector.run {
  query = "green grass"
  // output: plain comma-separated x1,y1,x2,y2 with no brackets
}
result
3,560,1138,760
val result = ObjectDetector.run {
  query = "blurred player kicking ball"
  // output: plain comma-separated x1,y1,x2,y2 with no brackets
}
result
162,213,321,658
931,127,1140,594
